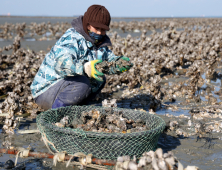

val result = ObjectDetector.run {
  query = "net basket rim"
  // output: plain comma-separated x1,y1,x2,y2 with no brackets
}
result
37,105,166,139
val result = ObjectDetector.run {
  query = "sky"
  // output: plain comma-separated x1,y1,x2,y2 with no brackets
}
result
0,0,222,17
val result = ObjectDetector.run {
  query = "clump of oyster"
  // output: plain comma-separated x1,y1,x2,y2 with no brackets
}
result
163,111,222,140
102,99,117,107
95,59,133,75
0,35,45,134
55,109,149,133
115,148,199,170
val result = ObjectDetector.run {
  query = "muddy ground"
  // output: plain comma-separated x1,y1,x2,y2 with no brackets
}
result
1,112,222,170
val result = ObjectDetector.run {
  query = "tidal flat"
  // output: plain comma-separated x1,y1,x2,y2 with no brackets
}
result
0,16,222,169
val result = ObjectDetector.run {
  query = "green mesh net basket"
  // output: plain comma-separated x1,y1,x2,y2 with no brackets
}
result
37,105,165,160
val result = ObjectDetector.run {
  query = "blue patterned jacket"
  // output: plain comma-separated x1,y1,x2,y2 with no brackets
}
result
30,16,120,98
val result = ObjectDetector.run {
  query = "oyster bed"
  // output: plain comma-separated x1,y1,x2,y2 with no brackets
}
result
1,17,222,169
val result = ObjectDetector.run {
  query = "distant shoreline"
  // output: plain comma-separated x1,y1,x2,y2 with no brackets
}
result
0,15,222,19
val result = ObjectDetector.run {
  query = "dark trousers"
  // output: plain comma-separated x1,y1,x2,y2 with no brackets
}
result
34,75,106,110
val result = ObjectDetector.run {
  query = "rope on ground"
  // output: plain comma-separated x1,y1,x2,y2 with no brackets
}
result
66,155,74,168
69,161,109,170
53,152,66,166
41,130,68,167
66,152,91,168
14,148,30,166
161,102,192,111
66,152,108,170
41,131,109,169
41,131,59,154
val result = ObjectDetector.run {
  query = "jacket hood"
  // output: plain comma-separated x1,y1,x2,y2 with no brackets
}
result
71,16,112,48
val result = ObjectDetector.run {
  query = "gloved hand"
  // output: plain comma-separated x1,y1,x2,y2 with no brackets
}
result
116,56,133,72
84,60,104,81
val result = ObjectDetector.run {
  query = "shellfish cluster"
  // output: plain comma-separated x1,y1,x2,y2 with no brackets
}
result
163,111,222,140
95,59,133,75
0,36,45,133
55,108,148,133
110,18,220,33
115,148,199,170
0,22,70,40
102,99,117,107
105,22,222,105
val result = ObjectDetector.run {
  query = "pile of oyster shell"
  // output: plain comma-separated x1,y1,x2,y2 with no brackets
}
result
55,108,148,133
163,111,222,139
115,148,199,170
0,22,70,40
0,36,45,134
105,22,222,108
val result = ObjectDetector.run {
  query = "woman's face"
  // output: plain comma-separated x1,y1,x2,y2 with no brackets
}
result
87,25,106,35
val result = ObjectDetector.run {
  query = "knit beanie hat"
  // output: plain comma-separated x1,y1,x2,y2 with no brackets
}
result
83,5,111,35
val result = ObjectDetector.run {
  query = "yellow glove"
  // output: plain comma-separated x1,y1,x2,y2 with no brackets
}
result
84,60,104,81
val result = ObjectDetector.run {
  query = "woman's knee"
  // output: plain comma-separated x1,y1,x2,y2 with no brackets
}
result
55,77,92,106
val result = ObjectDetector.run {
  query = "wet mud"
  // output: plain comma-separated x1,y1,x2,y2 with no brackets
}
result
1,114,222,169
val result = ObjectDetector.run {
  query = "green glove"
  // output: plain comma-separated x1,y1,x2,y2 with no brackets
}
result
84,59,104,81
116,56,133,73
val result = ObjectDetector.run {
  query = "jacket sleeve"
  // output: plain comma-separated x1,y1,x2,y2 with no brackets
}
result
53,38,85,77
